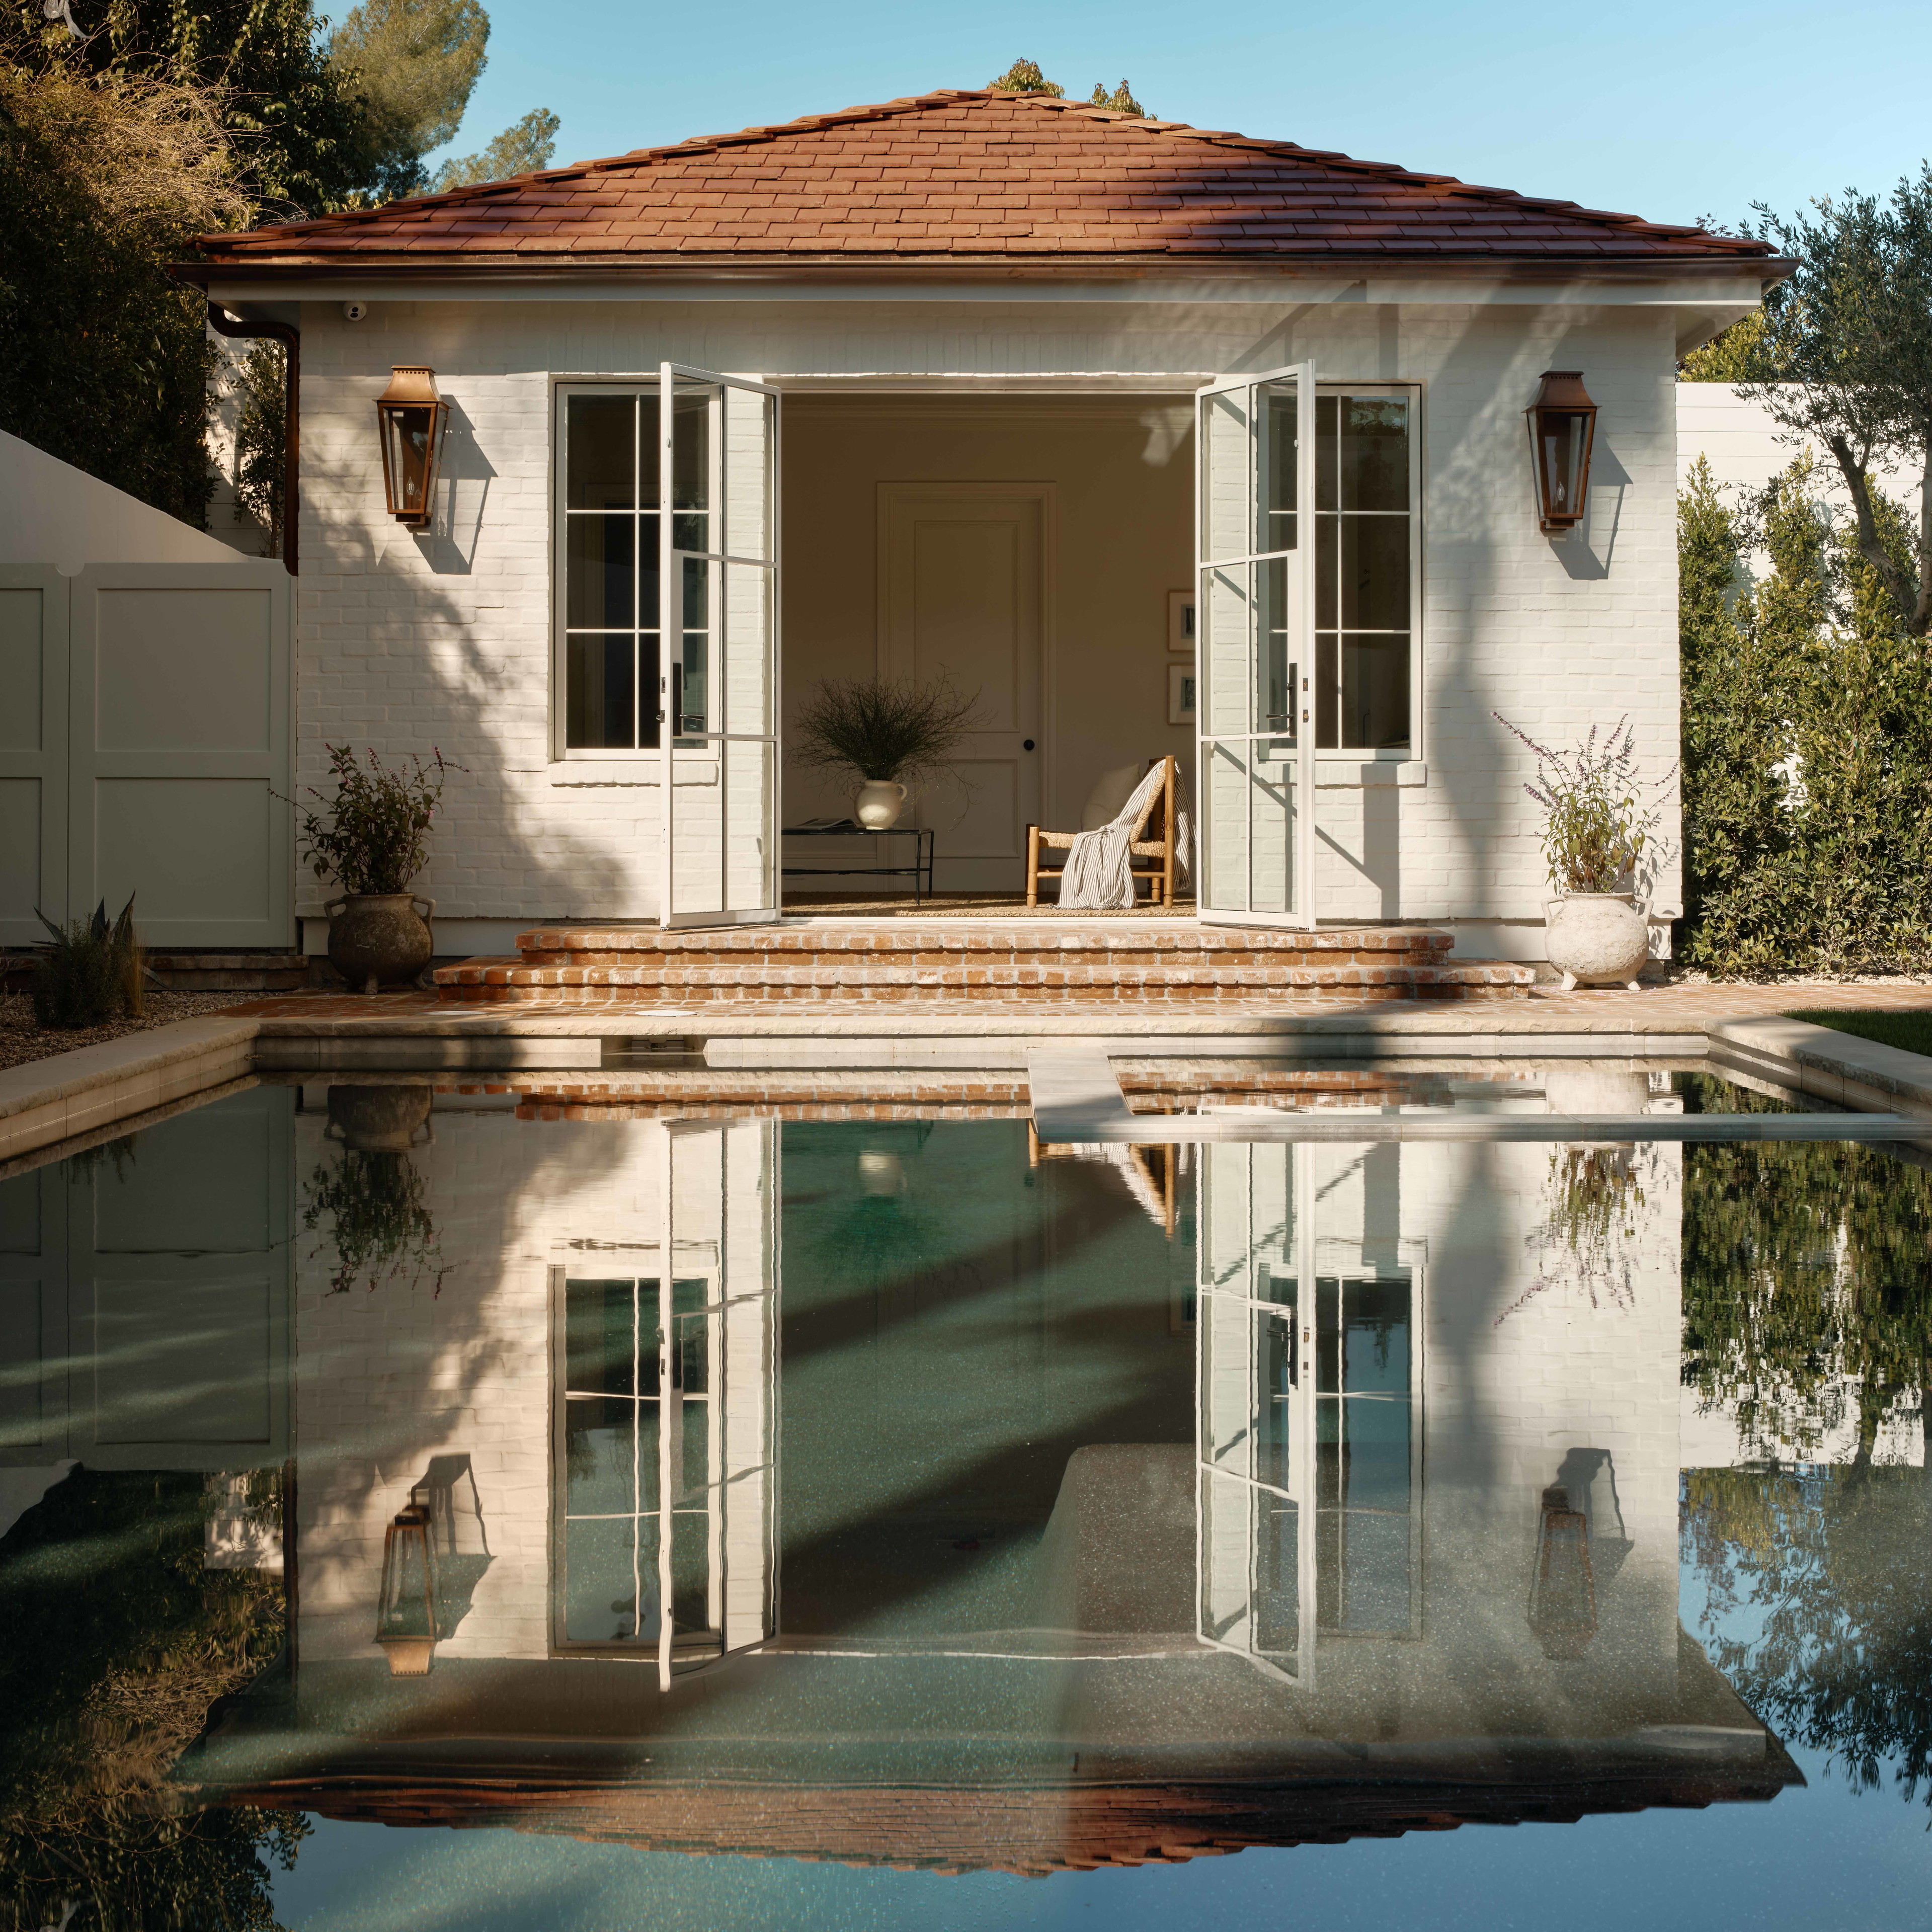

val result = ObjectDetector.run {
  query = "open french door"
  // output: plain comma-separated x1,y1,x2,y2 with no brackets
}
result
1194,363,1317,928
1196,1141,1317,1685
658,364,782,928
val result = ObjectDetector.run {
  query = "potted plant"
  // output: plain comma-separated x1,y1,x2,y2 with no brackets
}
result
791,677,983,829
1495,714,1671,991
291,746,459,993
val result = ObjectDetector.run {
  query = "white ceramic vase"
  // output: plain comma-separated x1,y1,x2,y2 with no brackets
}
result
855,780,907,830
1545,892,1648,992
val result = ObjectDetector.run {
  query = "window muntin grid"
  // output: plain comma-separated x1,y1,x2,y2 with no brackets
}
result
560,391,661,752
557,1272,718,1654
1311,391,1418,755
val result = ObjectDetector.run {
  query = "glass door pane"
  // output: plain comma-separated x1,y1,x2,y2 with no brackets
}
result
658,364,781,929
1194,363,1317,929
1195,1140,1316,1684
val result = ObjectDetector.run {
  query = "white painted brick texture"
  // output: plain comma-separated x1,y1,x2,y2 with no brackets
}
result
297,299,1683,926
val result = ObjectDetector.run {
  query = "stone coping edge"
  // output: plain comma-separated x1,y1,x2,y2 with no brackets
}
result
0,1015,262,1165
0,1016,261,1124
1709,1015,1932,1117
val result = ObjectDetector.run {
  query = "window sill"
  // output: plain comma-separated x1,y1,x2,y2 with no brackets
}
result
1316,759,1425,787
549,759,719,786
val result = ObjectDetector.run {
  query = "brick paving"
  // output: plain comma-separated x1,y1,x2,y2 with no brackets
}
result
221,974,1932,1036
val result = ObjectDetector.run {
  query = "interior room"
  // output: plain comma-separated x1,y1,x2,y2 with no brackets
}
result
777,392,1197,908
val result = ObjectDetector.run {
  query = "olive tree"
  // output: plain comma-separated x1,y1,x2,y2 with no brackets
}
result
1742,169,1932,635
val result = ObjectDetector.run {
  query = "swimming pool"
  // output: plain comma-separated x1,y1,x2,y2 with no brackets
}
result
3,1064,1928,1929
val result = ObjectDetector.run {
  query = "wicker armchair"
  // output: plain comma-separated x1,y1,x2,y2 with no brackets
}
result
1025,756,1180,908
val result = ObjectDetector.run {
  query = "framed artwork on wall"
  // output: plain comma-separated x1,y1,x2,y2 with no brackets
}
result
1167,663,1196,726
1167,588,1196,653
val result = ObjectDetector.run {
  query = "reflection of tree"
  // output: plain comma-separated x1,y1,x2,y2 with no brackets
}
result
0,1468,304,1927
1681,1104,1932,1811
1684,1462,1932,1808
1503,1144,1656,1322
1682,1119,1932,1463
302,1148,452,1297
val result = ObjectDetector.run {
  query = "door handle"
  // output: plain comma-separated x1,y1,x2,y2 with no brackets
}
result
1023,739,1035,751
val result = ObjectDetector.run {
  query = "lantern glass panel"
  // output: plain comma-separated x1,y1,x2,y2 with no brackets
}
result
377,1516,437,1639
383,406,437,518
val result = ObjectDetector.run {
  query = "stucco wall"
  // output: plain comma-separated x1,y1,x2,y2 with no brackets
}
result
291,296,1684,951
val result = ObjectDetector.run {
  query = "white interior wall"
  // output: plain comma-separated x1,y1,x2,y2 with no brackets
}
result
780,395,1194,861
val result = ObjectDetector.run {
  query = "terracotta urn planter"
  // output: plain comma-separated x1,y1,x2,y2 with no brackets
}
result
855,780,907,830
326,892,435,994
326,1083,434,1152
1545,893,1648,992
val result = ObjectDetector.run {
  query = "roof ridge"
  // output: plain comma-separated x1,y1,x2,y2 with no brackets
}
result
198,88,1774,261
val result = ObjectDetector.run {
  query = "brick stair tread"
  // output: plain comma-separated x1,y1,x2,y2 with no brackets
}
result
436,960,1528,991
509,924,1453,958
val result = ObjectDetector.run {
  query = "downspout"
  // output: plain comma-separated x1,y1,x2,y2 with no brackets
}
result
207,304,299,577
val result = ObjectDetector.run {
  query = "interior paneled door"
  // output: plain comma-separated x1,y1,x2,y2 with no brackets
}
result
879,484,1046,896
1195,364,1318,928
659,364,782,929
1195,1140,1317,1685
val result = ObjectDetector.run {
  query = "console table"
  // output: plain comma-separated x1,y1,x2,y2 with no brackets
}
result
781,823,936,907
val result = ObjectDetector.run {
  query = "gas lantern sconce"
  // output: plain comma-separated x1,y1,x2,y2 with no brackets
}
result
1524,370,1598,536
376,365,449,530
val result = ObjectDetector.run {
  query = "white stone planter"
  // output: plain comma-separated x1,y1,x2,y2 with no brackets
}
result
856,780,907,830
1545,893,1648,992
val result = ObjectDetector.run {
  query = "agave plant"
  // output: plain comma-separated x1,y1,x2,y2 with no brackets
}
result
31,894,143,1029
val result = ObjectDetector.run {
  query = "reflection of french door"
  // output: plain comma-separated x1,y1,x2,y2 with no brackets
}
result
878,484,1046,895
1194,364,1318,927
1195,1140,1423,1684
658,364,782,929
552,1119,778,1688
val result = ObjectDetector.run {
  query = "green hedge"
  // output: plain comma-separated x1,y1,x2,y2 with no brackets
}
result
1679,455,1932,975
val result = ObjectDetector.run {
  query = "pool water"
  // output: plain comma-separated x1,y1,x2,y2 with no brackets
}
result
2,1067,1929,1930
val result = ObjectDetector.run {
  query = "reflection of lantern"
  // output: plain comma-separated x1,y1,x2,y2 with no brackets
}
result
1524,371,1598,535
375,366,448,527
375,1499,440,1675
1527,1483,1596,1660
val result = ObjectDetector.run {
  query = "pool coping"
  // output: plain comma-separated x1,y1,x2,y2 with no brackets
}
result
3,1006,1930,1167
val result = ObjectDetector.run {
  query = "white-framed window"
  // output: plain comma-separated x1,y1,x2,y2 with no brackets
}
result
552,383,717,756
1312,385,1421,756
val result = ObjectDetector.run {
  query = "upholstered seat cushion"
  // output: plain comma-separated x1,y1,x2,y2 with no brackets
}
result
1080,763,1145,831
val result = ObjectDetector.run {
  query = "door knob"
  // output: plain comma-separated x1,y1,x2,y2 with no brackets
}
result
1023,739,1035,751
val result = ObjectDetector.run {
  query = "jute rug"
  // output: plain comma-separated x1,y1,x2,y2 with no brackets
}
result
783,894,1200,920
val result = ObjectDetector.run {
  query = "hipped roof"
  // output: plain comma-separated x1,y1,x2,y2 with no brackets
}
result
185,89,1780,280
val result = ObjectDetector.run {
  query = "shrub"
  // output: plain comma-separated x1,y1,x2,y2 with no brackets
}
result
1679,454,1932,974
1493,712,1671,895
30,895,142,1029
290,745,459,896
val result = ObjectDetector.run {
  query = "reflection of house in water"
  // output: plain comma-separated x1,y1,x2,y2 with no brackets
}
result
157,1081,1798,1871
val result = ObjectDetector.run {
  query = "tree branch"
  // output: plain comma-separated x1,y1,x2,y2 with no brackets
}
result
1825,432,1926,633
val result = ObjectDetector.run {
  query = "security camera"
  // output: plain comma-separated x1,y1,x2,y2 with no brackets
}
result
343,300,369,322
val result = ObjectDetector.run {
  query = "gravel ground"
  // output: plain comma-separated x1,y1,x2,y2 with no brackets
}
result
0,991,265,1075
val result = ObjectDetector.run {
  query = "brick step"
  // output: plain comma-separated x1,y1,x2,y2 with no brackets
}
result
508,923,1455,964
435,958,1532,1005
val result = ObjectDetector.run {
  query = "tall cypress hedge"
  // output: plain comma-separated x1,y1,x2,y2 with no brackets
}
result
1680,454,1932,974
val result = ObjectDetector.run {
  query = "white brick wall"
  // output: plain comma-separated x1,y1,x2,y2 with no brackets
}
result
293,298,1685,945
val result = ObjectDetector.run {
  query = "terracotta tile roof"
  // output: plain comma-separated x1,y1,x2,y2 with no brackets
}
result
187,90,1777,276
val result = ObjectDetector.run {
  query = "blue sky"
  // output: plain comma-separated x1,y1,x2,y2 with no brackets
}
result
408,0,1932,233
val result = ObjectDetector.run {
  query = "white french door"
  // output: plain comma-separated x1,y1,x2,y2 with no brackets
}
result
1194,363,1318,928
1196,1140,1317,1684
658,364,781,929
